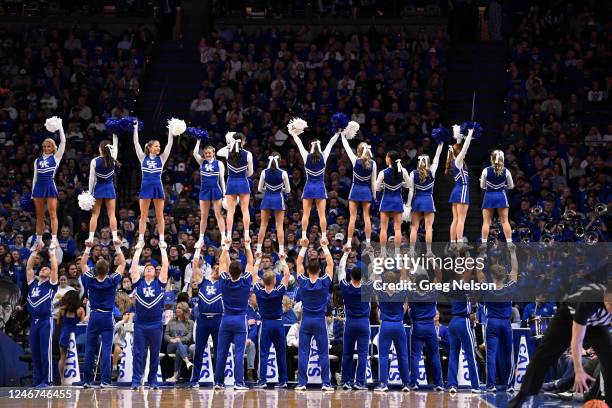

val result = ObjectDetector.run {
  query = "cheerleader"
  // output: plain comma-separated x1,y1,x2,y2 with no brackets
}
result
87,135,119,245
340,135,376,249
480,150,514,243
193,139,226,248
256,153,290,255
26,243,59,387
129,240,169,389
217,133,253,243
133,121,178,246
32,117,66,247
375,151,411,253
57,290,86,379
289,120,339,244
447,128,474,247
407,142,444,256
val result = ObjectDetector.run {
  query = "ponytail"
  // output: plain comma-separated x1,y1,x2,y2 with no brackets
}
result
417,155,430,181
445,145,454,175
268,152,280,173
229,133,244,166
491,150,504,176
310,139,322,163
99,140,117,168
387,151,401,181
357,142,372,170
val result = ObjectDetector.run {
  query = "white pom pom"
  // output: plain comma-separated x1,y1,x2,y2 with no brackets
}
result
342,121,360,140
287,117,308,137
167,118,187,136
225,132,236,145
78,191,96,211
222,195,239,211
44,116,61,133
402,204,412,223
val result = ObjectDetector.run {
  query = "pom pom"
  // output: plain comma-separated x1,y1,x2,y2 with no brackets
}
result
402,204,412,223
431,127,452,145
225,132,237,145
331,112,349,133
341,121,360,140
105,117,123,134
287,117,308,137
460,122,483,140
78,191,96,211
186,127,209,140
167,118,187,136
119,116,143,133
44,116,62,133
19,194,34,213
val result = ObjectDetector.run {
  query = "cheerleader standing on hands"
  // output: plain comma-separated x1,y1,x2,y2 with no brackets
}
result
32,117,66,247
193,139,226,248
288,118,339,244
217,133,253,243
257,152,290,255
341,133,376,249
133,119,181,246
480,150,514,243
447,127,474,247
375,151,411,254
407,142,444,256
87,135,120,245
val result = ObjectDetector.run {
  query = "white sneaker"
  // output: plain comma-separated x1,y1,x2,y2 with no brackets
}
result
213,384,224,390
234,383,249,391
321,384,335,392
165,375,178,383
100,383,116,388
448,387,457,394
294,385,306,391
185,361,193,370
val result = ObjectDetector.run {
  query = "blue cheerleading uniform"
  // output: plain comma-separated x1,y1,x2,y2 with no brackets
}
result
215,269,253,387
339,278,372,387
349,159,375,202
375,289,410,387
27,278,58,386
140,155,165,199
302,153,327,199
253,278,288,385
260,168,288,211
131,276,166,387
481,166,510,209
91,157,116,199
199,159,224,201
407,290,443,388
379,167,405,213
81,269,122,385
449,161,469,204
411,170,436,213
190,278,223,386
225,150,251,195
446,288,480,389
32,155,60,198
296,272,333,387
59,314,80,348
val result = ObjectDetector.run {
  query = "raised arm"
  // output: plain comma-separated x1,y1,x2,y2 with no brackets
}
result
296,239,307,276
49,246,59,285
251,252,261,286
81,244,91,275
159,129,174,164
191,251,203,283
133,123,145,161
88,159,96,193
337,250,349,281
110,133,119,160
193,139,204,165
26,248,39,284
480,168,488,189
54,119,66,162
218,161,226,193
130,243,143,283
114,244,126,275
340,135,357,165
430,143,444,176
506,169,515,190
246,151,254,177
282,170,291,193
455,129,473,168
291,133,308,162
321,243,334,279
280,255,290,287
159,245,169,284
508,244,518,283
219,243,230,273
322,133,339,162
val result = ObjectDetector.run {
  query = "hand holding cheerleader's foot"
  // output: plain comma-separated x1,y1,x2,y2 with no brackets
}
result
320,237,329,247
298,238,309,247
194,238,204,250
159,241,168,250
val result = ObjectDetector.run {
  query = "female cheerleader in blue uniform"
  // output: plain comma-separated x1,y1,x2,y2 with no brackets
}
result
407,142,444,256
480,150,514,243
447,127,474,247
288,119,339,244
129,240,169,389
256,153,290,255
32,117,66,248
193,139,226,248
133,120,178,246
375,151,411,253
26,243,59,387
87,135,119,245
57,290,86,380
217,133,254,243
341,136,376,249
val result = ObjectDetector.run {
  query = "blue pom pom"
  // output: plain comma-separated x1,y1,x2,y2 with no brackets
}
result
119,116,143,133
331,112,349,132
105,117,123,134
20,194,34,213
460,122,483,140
431,127,451,144
186,127,209,140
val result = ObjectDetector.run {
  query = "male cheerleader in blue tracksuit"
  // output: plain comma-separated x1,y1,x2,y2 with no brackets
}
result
25,243,59,387
252,253,291,388
338,249,372,390
476,244,519,392
189,246,223,388
214,240,258,390
295,238,335,391
407,273,444,390
373,269,410,392
79,242,126,387
480,150,514,244
129,241,169,389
